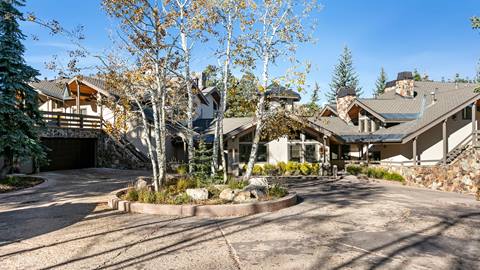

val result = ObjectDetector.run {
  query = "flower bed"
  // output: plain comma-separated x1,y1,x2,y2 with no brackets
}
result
346,165,404,182
0,174,45,193
245,161,326,176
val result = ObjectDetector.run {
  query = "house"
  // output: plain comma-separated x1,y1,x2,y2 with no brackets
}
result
31,71,480,176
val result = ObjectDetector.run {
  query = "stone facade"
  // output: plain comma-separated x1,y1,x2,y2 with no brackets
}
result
378,147,480,195
42,127,148,170
336,95,356,123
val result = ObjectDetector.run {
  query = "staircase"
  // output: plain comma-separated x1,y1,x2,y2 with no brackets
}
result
445,143,470,164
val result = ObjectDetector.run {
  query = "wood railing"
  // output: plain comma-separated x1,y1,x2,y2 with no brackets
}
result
41,111,102,129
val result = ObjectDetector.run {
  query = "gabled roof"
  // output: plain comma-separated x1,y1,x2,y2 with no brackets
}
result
265,85,301,101
31,78,73,101
318,103,338,117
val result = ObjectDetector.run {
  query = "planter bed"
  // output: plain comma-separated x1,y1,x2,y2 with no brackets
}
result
109,188,297,217
0,174,45,193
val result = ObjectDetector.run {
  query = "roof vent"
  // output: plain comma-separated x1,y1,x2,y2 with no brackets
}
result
430,88,438,105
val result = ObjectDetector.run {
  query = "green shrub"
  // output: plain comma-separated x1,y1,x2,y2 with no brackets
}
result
384,172,404,182
276,161,287,174
176,177,197,192
176,164,188,175
252,164,264,175
263,163,277,175
311,163,320,175
346,165,363,175
154,191,168,204
172,193,191,205
299,163,311,175
268,184,288,198
228,179,248,190
138,189,155,203
285,161,299,175
124,188,139,201
207,185,221,199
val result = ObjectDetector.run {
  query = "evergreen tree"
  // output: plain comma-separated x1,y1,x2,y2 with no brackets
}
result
413,69,422,81
305,82,320,115
0,0,45,178
373,67,387,97
224,71,258,117
327,46,362,102
191,139,212,180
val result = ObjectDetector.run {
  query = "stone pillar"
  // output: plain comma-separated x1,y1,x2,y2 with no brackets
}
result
473,102,477,146
443,119,448,165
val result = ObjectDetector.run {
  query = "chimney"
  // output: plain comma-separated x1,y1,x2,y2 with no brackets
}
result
336,87,356,123
395,71,415,98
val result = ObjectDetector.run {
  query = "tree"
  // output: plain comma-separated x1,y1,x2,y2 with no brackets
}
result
304,82,320,115
413,69,421,81
242,0,319,179
472,16,480,29
373,67,387,96
0,0,46,179
224,71,258,117
102,0,182,191
327,46,362,102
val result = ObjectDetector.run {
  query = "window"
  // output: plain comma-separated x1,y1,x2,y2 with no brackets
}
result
239,132,267,162
213,101,218,111
305,145,317,163
289,144,302,162
341,145,351,160
462,107,472,120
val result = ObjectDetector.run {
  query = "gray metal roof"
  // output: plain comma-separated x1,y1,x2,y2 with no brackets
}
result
31,79,71,100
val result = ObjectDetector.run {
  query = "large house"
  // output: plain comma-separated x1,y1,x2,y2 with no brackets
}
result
31,71,480,175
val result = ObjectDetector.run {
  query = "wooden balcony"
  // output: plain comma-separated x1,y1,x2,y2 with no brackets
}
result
41,111,102,129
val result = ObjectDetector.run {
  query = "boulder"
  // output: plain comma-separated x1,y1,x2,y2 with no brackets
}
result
135,179,149,190
249,177,269,187
233,190,255,203
213,184,229,191
186,188,209,200
219,188,240,201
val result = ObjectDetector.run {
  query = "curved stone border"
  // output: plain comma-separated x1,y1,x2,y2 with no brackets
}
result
0,175,48,199
108,188,298,217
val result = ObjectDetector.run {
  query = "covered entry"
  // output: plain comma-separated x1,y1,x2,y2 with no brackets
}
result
41,138,96,171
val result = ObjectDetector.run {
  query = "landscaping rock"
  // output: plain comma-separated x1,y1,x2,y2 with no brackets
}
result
135,178,149,190
243,184,267,200
213,184,229,191
233,190,255,203
249,177,269,187
186,188,209,200
219,188,240,201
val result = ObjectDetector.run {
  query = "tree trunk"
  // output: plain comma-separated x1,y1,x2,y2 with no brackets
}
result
244,52,269,179
135,98,158,183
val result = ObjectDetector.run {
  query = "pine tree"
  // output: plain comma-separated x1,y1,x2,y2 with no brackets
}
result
0,0,45,179
413,69,422,81
327,46,362,102
373,67,387,97
305,82,320,115
191,139,212,179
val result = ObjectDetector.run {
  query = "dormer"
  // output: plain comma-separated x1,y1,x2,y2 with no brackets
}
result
265,84,301,111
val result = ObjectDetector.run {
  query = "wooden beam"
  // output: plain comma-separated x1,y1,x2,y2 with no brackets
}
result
76,79,80,114
443,119,448,165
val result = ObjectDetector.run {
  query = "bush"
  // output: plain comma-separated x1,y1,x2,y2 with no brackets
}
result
252,164,264,175
365,167,385,179
346,165,363,175
172,193,191,205
176,178,197,192
285,161,299,175
276,161,287,174
263,163,277,175
228,179,248,190
384,172,404,182
176,164,188,175
299,163,311,175
268,184,288,198
124,188,139,201
138,189,155,203
154,191,168,204
311,163,320,175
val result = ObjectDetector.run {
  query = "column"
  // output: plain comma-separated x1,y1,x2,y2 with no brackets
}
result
473,102,477,146
338,144,342,160
76,79,81,114
412,137,417,166
443,119,448,165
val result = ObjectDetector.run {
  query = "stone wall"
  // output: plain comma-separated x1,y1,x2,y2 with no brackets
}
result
336,95,356,123
395,79,415,98
377,147,480,195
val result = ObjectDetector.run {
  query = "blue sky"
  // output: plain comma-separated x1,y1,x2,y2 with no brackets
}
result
20,0,480,104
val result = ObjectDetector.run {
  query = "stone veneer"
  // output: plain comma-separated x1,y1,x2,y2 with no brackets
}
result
336,95,356,123
377,147,480,195
41,127,147,170
395,79,415,97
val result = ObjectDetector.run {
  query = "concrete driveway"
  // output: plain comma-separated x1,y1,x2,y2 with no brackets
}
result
0,169,479,270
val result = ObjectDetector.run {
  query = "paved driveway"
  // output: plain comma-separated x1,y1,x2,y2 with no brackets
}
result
0,169,479,270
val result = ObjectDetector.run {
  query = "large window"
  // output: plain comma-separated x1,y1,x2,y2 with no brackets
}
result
288,132,320,163
239,133,267,163
305,145,317,163
289,144,302,162
463,106,472,120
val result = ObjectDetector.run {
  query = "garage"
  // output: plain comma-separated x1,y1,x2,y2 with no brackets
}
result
41,138,96,171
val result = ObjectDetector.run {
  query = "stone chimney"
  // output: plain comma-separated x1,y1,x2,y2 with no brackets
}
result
394,71,415,97
336,87,356,123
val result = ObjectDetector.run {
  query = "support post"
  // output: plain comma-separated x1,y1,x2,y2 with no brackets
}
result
76,79,80,115
366,143,370,164
443,119,448,165
338,144,342,160
413,137,417,166
473,102,477,146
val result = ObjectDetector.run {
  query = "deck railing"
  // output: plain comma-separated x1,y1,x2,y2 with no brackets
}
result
41,111,102,129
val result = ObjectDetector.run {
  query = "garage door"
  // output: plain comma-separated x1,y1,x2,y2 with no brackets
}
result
41,138,96,171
